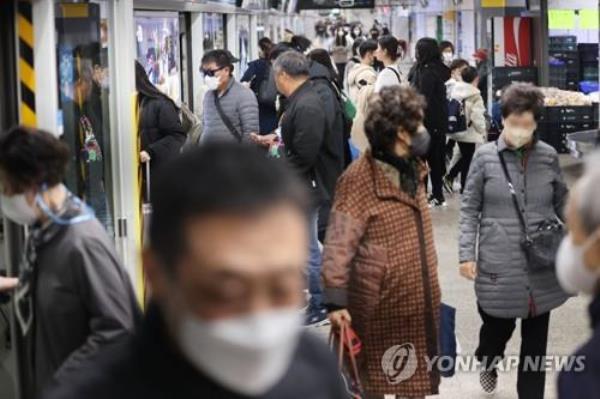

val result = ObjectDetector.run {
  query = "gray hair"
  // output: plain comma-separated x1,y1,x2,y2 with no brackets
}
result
578,152,600,235
272,51,309,78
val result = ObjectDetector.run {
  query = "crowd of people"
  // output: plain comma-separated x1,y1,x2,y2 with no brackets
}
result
0,30,599,399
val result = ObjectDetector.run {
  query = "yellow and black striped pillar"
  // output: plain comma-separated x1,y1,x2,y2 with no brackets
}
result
17,0,36,127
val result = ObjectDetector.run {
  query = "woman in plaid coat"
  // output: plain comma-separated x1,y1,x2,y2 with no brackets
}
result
322,86,442,399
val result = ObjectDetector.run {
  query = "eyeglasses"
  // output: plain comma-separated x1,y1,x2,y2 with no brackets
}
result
200,66,225,77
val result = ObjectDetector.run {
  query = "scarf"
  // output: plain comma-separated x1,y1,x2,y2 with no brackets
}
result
14,194,88,336
373,150,420,197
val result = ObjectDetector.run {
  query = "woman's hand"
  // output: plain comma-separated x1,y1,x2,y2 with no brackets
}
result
250,133,278,148
0,277,19,292
140,151,151,163
459,261,477,280
328,309,352,329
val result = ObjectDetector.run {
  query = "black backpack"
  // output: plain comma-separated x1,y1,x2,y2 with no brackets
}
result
447,98,467,134
255,65,278,106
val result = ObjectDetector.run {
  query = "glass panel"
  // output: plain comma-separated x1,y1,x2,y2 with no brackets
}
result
203,13,225,51
135,12,182,103
237,15,250,76
55,1,114,236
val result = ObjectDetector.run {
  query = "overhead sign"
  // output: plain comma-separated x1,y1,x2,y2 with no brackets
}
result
297,0,374,10
482,0,505,7
548,9,576,30
580,9,599,30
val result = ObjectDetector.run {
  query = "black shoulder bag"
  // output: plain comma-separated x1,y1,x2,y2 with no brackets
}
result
497,144,564,271
213,91,242,143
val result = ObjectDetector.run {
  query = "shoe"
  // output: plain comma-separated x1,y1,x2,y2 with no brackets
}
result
480,369,498,395
443,176,455,194
304,307,330,327
428,196,447,208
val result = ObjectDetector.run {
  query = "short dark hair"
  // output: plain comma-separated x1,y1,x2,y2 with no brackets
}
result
500,83,545,120
201,49,234,75
439,40,455,53
258,37,273,55
449,58,469,73
461,66,479,84
0,126,70,193
365,86,426,153
359,39,378,58
150,143,308,268
269,43,294,61
272,50,310,78
378,35,400,61
290,35,312,53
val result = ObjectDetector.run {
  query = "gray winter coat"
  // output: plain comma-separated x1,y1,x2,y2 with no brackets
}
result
30,216,141,396
201,79,259,144
459,136,569,319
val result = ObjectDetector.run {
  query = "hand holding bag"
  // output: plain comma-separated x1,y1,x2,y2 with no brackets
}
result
329,322,364,399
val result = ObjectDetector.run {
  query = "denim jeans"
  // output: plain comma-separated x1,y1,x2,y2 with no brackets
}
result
308,208,323,311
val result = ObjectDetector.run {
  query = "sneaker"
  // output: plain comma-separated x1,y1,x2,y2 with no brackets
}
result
480,369,498,395
428,196,447,208
304,307,330,327
443,176,455,194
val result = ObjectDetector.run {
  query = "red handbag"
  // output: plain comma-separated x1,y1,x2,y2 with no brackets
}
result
329,322,364,399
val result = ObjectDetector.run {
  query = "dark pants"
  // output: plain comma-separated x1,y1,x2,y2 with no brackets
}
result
476,304,551,399
427,134,446,201
448,142,476,193
445,138,456,160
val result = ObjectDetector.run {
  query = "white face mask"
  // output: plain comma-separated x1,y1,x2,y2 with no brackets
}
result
176,307,302,396
1,194,38,225
442,52,454,64
204,75,221,91
556,233,600,294
504,125,535,149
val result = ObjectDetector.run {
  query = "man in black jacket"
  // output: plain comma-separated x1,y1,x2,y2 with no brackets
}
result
42,143,346,399
253,51,344,326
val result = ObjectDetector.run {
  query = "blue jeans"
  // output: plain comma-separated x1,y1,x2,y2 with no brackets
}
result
308,208,323,310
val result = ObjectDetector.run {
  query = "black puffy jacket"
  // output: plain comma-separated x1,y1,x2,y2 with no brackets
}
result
138,95,186,172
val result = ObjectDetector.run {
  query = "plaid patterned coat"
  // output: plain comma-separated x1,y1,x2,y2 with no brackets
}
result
322,152,441,397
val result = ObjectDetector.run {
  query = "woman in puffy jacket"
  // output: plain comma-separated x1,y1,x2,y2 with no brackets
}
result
135,61,185,175
459,83,569,399
444,66,487,193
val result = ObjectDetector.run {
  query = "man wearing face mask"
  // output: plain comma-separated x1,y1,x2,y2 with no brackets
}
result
200,49,259,144
459,83,569,398
557,156,600,399
0,127,140,398
44,143,347,399
322,86,442,399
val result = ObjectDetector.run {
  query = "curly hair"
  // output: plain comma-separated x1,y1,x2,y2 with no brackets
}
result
500,82,545,121
0,126,70,194
364,86,426,153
